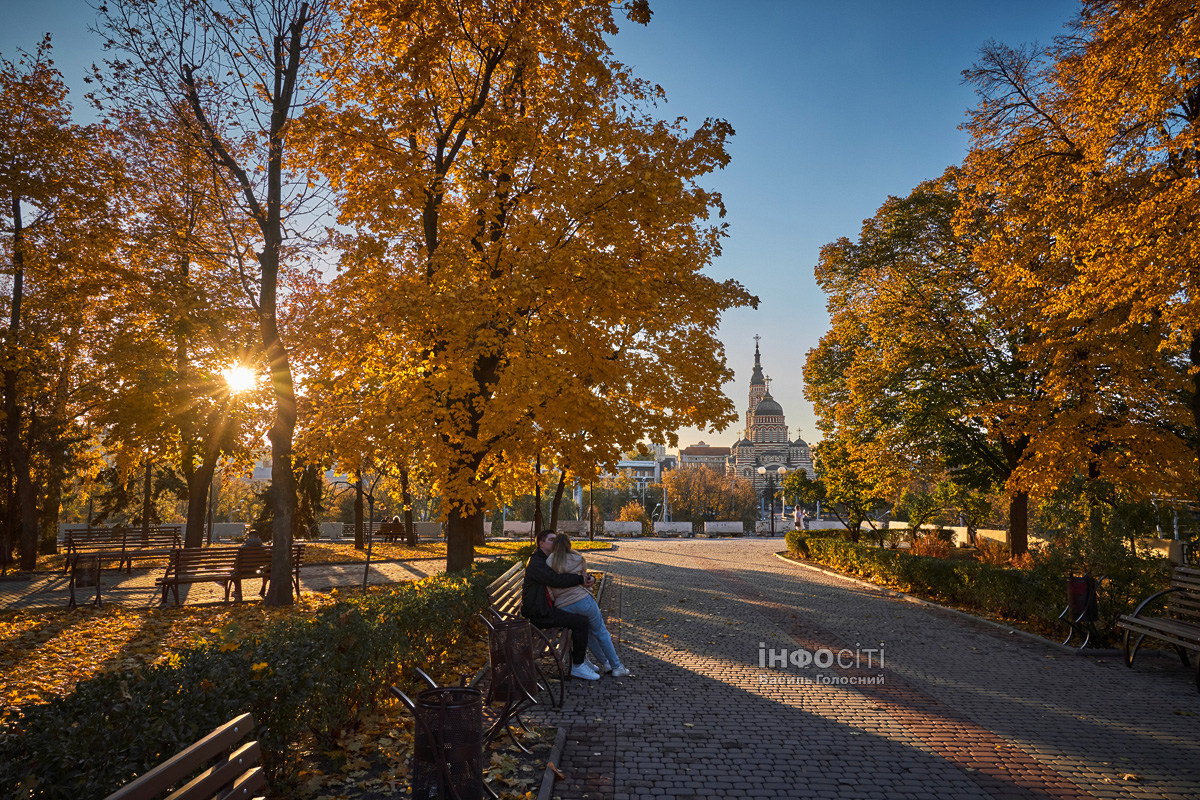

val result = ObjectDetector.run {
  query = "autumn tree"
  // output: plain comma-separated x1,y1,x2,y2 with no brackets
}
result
661,466,757,524
805,171,1041,551
959,30,1199,516
810,437,888,542
98,0,332,602
79,106,264,548
1,39,119,568
303,0,755,572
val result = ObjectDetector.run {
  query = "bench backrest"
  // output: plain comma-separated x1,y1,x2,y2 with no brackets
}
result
172,547,240,574
231,543,306,573
67,526,184,553
102,713,264,800
126,528,183,549
1169,567,1200,624
487,562,525,617
65,529,128,552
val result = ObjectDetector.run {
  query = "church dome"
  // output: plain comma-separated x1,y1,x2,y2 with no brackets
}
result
791,437,808,448
754,394,783,417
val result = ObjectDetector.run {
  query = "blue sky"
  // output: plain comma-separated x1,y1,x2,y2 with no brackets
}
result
4,0,1076,450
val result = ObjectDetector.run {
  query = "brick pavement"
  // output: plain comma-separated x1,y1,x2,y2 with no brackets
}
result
0,557,444,610
531,539,1200,800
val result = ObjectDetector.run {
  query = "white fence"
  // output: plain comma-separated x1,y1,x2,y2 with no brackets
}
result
703,521,743,536
605,521,642,537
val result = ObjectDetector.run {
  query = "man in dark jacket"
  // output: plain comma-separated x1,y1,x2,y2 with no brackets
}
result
522,529,600,680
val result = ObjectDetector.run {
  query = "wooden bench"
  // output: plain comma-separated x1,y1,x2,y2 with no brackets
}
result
486,560,592,707
65,526,184,609
1117,566,1200,691
156,544,305,606
102,713,265,800
66,525,183,572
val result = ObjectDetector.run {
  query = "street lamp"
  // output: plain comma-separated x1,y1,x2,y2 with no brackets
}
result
757,466,788,537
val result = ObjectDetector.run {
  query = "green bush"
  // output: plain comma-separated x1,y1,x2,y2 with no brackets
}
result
0,559,512,799
784,529,809,557
803,537,1059,624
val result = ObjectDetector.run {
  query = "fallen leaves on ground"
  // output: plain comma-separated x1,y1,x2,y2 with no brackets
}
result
0,594,340,707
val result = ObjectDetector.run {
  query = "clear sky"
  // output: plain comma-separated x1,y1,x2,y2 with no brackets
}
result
3,0,1077,451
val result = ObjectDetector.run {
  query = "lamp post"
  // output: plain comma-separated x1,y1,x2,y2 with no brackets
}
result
757,466,788,537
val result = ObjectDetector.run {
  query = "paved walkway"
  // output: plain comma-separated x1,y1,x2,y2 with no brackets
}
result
535,539,1200,800
0,557,446,610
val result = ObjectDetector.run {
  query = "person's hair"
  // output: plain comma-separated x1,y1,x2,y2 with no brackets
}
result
548,531,574,572
392,515,401,523
536,529,556,545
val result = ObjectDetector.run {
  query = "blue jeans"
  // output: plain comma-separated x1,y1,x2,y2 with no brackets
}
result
558,594,621,668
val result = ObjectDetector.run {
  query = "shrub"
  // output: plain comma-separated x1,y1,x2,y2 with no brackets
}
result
803,537,1057,624
784,529,809,557
883,526,908,550
616,501,651,536
909,535,951,558
0,559,512,799
976,537,1010,566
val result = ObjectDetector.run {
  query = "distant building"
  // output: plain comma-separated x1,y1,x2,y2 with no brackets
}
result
728,338,814,492
679,442,731,469
613,459,661,491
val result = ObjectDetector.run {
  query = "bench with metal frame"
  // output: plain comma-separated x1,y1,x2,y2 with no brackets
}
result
65,526,185,608
155,544,305,606
485,561,568,707
65,526,183,573
1117,566,1200,691
102,712,264,800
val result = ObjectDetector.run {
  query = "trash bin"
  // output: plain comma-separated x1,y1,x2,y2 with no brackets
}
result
401,686,485,800
487,617,539,706
1067,575,1097,622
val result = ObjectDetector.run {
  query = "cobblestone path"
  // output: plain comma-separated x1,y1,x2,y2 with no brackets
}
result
534,539,1200,800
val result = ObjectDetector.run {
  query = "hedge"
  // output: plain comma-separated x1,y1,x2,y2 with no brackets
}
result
789,536,1060,625
0,558,512,799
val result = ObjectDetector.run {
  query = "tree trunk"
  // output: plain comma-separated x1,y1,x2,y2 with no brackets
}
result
5,194,38,570
446,507,480,574
141,460,153,542
532,453,542,538
354,470,364,550
1008,491,1029,556
184,454,221,549
549,469,567,530
399,466,416,546
37,347,76,554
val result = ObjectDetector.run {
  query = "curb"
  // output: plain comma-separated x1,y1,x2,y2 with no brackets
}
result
537,727,568,800
771,551,1083,655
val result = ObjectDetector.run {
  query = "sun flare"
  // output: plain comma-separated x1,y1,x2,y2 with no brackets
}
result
222,364,257,395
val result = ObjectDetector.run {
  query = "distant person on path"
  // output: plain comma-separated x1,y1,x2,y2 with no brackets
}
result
521,529,600,680
548,532,631,678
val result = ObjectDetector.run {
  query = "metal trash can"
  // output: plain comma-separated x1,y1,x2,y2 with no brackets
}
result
1067,575,1098,622
397,686,485,800
487,618,540,705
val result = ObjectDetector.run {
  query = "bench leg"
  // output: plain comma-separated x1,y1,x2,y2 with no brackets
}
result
1174,644,1191,668
1124,629,1147,668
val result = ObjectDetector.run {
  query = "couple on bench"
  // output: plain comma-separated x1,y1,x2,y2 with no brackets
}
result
521,529,630,680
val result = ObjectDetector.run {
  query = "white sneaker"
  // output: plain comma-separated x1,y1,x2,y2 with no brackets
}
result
611,665,631,678
570,662,600,680
591,659,612,674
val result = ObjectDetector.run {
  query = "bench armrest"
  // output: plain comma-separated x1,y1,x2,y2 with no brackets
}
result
1127,586,1181,619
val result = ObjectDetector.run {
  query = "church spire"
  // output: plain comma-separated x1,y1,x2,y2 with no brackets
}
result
750,335,765,386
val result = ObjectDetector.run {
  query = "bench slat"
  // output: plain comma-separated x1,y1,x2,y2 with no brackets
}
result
166,741,261,800
103,714,258,800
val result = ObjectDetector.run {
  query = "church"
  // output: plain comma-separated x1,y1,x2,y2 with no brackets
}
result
728,338,814,492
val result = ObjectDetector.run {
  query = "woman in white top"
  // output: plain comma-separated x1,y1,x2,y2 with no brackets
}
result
547,533,630,677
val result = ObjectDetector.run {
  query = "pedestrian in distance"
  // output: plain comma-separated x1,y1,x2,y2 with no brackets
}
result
548,532,631,678
521,529,601,680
